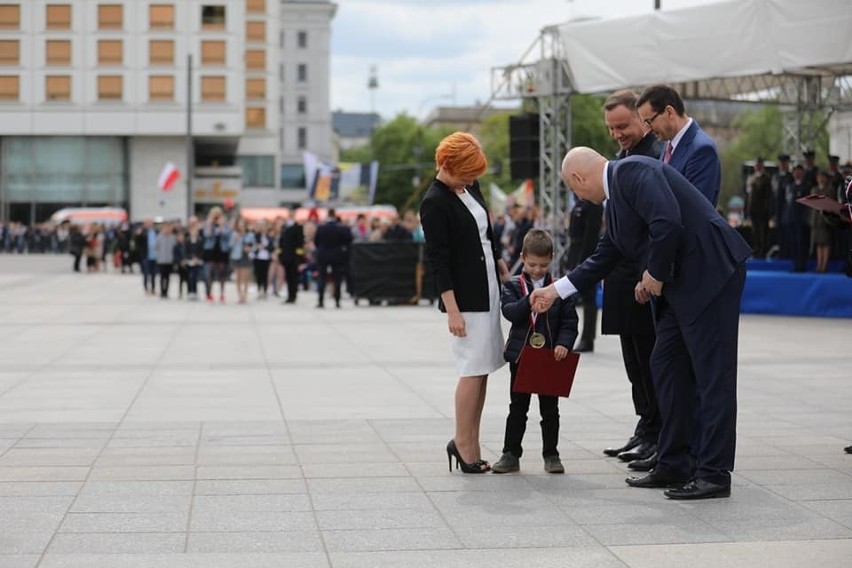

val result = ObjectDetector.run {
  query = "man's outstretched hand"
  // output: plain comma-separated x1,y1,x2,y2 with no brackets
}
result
530,285,559,314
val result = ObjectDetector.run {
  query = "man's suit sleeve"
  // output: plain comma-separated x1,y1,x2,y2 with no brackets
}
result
565,230,623,294
683,143,721,207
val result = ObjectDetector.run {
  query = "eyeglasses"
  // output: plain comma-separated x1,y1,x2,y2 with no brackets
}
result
642,110,663,127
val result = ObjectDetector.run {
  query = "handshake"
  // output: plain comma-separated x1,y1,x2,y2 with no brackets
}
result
530,270,664,312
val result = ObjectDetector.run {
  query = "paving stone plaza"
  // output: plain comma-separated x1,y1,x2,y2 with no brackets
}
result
0,255,850,567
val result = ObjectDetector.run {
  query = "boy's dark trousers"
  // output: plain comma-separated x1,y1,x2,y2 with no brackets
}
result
503,362,560,458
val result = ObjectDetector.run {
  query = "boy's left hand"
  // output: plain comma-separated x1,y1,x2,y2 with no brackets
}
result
554,345,569,361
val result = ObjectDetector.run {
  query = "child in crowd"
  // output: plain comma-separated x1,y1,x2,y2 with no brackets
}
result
494,229,578,474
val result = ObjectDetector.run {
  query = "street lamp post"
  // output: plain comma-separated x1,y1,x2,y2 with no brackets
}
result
186,54,194,220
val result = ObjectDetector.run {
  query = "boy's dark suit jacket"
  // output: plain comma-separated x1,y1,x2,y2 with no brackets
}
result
501,273,578,362
420,178,501,313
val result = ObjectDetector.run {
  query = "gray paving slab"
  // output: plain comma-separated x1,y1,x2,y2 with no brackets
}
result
0,256,850,566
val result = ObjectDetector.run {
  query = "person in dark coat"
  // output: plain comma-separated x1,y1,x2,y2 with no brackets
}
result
746,157,773,258
532,148,751,500
565,198,602,353
784,164,811,272
313,209,353,308
772,154,794,258
598,89,664,469
278,211,305,304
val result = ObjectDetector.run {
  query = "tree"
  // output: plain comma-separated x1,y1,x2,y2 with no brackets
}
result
718,105,829,208
571,94,618,157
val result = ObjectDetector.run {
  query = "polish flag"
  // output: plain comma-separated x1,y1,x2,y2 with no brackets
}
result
158,162,180,192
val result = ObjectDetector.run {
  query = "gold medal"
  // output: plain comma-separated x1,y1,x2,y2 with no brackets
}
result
529,332,546,349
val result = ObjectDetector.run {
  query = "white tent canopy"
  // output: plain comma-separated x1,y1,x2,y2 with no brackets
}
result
556,0,852,97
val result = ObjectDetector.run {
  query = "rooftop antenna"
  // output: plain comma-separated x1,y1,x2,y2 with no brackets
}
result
368,65,379,114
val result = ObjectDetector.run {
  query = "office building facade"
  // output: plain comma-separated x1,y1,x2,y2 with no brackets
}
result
0,0,335,223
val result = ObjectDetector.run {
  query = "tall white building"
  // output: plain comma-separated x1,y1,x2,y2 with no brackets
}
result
277,0,336,204
0,0,335,223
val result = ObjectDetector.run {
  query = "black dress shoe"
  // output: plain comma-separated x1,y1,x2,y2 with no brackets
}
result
844,445,852,454
618,442,656,462
626,471,689,489
664,479,731,500
574,339,594,353
603,435,642,457
627,452,657,471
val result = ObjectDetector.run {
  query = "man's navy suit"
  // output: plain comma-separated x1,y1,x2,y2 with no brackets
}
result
663,120,721,206
567,156,751,485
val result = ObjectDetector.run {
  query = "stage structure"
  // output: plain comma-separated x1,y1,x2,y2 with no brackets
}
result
490,0,852,270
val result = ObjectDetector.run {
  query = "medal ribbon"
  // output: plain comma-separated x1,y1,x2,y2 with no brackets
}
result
519,276,538,328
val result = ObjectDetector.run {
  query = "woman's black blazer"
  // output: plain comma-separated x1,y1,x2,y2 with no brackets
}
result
419,178,501,312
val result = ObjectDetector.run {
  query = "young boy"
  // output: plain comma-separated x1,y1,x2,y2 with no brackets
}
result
494,229,579,474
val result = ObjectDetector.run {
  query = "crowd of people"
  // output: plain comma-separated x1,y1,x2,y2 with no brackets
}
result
420,84,850,506
51,206,427,307
744,151,851,272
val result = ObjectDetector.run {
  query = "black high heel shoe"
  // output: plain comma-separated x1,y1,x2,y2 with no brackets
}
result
446,440,489,474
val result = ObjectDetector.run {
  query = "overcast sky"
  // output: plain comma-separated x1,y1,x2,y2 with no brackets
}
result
329,0,724,119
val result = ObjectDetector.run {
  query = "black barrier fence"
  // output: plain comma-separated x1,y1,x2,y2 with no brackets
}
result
349,242,437,305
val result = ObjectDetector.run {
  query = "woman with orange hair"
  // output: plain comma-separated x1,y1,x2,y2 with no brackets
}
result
420,131,509,473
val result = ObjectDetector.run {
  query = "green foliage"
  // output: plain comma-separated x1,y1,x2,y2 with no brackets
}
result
571,94,619,157
477,110,514,192
719,105,829,207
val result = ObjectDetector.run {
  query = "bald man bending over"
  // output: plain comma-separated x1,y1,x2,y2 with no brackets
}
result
531,147,750,500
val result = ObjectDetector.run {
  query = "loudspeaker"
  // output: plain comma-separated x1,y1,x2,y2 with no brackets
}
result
509,114,540,180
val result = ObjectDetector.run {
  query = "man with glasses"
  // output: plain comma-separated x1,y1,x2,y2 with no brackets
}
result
636,84,721,206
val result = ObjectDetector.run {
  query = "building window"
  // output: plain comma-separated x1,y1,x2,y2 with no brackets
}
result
149,4,174,29
246,0,265,13
201,5,225,30
201,40,225,65
246,21,264,42
298,31,307,48
0,40,18,65
246,107,265,129
149,40,174,65
236,155,274,187
246,78,265,100
278,95,283,114
279,31,284,48
45,40,71,65
46,75,71,101
245,50,265,70
97,75,122,100
149,75,174,101
297,96,306,114
97,40,122,65
98,4,122,30
297,64,307,82
280,163,305,189
297,127,307,149
0,75,18,100
201,76,225,101
46,4,72,29
0,5,19,29
279,63,284,82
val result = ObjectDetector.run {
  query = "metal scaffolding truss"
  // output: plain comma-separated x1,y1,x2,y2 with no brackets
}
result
491,26,575,270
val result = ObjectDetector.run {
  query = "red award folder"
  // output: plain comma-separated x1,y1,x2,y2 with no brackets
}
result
513,347,580,398
796,194,845,213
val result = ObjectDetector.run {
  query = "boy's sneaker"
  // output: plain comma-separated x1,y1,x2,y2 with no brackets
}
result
544,456,564,474
491,452,520,474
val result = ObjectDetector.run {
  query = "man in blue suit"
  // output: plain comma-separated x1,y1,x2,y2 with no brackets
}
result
531,147,751,500
637,84,721,206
